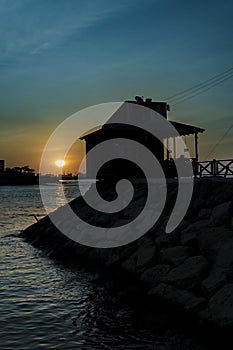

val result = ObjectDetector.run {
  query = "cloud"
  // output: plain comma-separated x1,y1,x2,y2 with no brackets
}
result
0,0,137,65
0,128,29,141
30,42,52,55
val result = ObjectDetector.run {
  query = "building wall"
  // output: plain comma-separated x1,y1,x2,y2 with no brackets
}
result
84,127,165,179
83,100,169,179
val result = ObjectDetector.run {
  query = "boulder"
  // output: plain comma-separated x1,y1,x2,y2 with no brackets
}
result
206,183,233,207
189,180,211,214
180,220,209,248
135,238,157,267
85,247,112,264
228,201,233,229
215,239,233,272
159,246,193,266
198,208,212,219
104,246,135,267
181,230,197,248
121,257,137,274
148,283,206,312
201,267,228,298
209,201,231,227
162,256,209,291
121,238,157,272
155,233,175,249
181,220,209,235
196,227,233,262
199,284,233,328
141,264,171,287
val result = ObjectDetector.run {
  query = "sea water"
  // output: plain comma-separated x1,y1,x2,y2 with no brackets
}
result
0,184,209,349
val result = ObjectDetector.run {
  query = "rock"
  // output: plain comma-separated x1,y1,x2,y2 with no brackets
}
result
121,257,137,274
162,256,209,291
141,264,171,287
209,201,231,227
188,180,211,215
121,238,157,272
202,267,228,297
197,228,233,262
182,220,209,235
229,201,233,229
88,247,113,264
105,246,135,267
181,230,197,248
198,208,212,219
199,284,233,328
206,183,233,207
155,233,175,249
148,283,206,312
180,220,209,248
159,246,193,266
215,239,233,272
136,238,157,267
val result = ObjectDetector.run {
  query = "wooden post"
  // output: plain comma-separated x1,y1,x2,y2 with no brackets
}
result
173,137,176,159
166,138,170,160
194,133,198,162
212,159,218,176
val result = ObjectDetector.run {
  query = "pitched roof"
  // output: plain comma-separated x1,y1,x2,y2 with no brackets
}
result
80,120,204,140
170,121,205,135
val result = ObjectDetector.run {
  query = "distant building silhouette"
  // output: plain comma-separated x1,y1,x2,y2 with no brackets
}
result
0,163,38,185
0,160,4,172
80,97,205,179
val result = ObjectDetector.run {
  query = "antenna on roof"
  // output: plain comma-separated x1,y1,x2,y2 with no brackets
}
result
135,95,144,103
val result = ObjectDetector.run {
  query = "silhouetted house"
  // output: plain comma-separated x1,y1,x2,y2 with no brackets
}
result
80,97,205,179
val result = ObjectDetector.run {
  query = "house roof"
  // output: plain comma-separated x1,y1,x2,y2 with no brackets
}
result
80,120,205,140
170,121,205,135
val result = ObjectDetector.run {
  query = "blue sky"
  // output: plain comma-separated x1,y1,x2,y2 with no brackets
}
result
0,0,233,169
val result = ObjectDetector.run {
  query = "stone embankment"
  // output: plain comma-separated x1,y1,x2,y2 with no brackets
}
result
21,178,233,330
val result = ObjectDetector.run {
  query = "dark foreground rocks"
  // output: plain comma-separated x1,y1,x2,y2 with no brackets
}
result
21,178,233,331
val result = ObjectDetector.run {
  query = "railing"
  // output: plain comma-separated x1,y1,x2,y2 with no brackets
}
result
195,159,233,178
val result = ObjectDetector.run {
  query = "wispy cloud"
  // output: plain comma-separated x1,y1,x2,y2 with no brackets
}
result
0,126,29,141
30,42,52,55
0,0,137,66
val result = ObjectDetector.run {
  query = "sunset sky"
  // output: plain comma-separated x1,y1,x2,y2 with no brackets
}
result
0,0,233,174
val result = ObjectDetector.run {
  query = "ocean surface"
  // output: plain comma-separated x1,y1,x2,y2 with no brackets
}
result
0,184,210,349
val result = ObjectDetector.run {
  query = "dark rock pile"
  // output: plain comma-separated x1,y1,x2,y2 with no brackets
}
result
21,178,233,330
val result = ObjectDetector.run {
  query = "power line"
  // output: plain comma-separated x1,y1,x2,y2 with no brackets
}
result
166,67,233,102
172,72,233,105
204,123,233,160
164,68,233,160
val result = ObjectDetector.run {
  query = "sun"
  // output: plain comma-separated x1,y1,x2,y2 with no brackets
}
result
55,159,65,167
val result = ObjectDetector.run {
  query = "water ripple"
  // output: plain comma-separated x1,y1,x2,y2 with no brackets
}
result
0,185,209,349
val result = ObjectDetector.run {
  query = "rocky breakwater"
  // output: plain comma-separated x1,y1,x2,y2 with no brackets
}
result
21,178,233,331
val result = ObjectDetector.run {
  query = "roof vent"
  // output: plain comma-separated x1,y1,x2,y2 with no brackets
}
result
135,96,144,103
